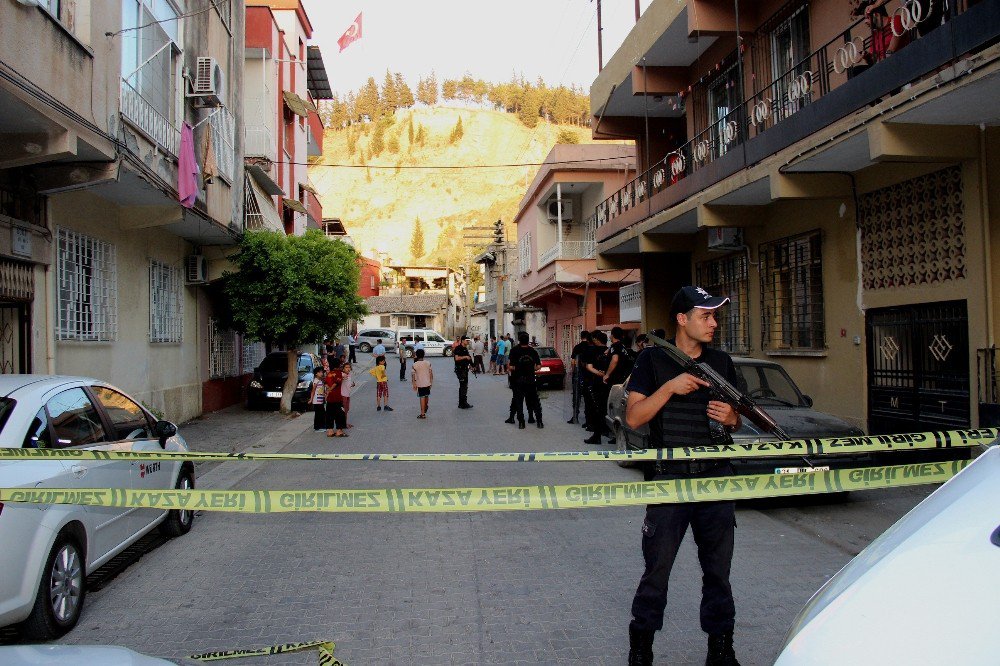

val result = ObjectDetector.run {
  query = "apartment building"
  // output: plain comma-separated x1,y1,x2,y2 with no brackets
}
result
365,265,468,339
590,0,1000,432
0,0,244,421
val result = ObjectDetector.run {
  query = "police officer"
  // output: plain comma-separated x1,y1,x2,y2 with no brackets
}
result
625,286,742,666
582,330,610,444
567,330,592,424
508,331,542,428
453,336,474,409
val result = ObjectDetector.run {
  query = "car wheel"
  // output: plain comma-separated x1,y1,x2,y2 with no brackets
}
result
358,342,372,354
159,469,195,537
406,349,414,359
22,532,86,640
443,347,452,357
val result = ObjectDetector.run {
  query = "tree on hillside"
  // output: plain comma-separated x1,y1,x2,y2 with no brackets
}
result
346,129,357,156
448,116,464,144
518,83,542,128
395,73,415,107
442,78,458,100
458,74,479,102
356,76,381,120
381,70,398,114
424,71,439,105
222,230,365,413
407,115,415,145
410,218,426,260
415,124,426,146
370,120,385,156
557,128,579,144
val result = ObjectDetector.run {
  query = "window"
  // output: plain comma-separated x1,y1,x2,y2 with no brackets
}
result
92,387,152,440
707,56,742,157
561,324,571,363
380,315,391,327
519,233,532,276
57,228,117,341
697,253,750,355
46,388,106,448
370,275,376,289
771,5,812,121
149,260,183,343
121,0,180,124
428,334,444,343
210,107,236,183
23,408,52,449
760,231,825,351
242,339,266,374
209,317,239,378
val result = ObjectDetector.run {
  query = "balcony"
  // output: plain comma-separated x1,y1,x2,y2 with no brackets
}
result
245,125,276,161
596,0,1000,240
120,78,179,157
620,282,642,323
538,240,597,269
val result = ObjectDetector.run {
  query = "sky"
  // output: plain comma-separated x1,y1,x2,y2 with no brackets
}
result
301,0,655,96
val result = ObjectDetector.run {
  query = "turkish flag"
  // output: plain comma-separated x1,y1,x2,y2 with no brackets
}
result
337,12,362,52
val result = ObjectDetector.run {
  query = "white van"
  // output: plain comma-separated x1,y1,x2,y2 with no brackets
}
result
397,329,454,357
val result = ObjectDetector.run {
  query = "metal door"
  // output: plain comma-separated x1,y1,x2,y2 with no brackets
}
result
0,303,30,373
866,300,970,434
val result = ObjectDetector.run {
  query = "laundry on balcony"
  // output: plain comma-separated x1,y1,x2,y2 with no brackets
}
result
178,122,200,208
282,91,317,117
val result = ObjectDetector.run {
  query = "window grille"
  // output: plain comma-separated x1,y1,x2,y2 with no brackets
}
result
208,317,239,378
561,324,571,363
242,339,266,374
149,260,183,343
697,253,750,354
57,228,117,341
210,107,236,183
759,230,825,351
546,326,555,346
519,234,532,276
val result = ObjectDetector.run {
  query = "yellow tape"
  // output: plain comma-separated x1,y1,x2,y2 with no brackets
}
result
0,428,992,463
189,639,341,665
0,460,968,513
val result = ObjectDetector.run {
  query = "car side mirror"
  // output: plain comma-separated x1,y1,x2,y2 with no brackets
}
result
802,395,814,408
152,420,177,447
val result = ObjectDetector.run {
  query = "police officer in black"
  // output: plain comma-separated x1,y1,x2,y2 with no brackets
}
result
453,336,474,409
508,331,543,428
625,286,742,666
567,330,592,424
582,330,610,444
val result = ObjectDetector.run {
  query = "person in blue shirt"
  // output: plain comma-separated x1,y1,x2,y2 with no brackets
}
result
372,339,386,359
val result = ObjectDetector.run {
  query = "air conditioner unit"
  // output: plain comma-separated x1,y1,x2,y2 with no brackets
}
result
185,255,208,285
187,57,225,106
547,199,573,223
707,227,745,252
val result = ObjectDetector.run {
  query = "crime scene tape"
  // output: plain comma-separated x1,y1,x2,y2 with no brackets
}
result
0,459,968,513
189,639,341,665
0,428,993,463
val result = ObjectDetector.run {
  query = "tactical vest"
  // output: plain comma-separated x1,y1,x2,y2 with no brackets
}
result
646,347,733,449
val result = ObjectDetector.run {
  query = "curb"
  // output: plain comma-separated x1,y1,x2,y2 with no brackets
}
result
196,413,313,491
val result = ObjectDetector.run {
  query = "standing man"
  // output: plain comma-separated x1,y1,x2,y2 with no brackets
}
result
582,330,610,444
624,286,741,666
411,348,433,418
372,338,386,360
507,331,542,428
453,336,474,409
567,331,592,424
471,335,485,376
333,337,347,364
398,337,410,382
348,332,358,363
602,327,635,446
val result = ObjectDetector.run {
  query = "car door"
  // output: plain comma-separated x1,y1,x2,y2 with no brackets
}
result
89,386,172,535
426,332,445,355
44,387,134,561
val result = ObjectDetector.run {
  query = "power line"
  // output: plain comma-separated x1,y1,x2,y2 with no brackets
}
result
105,0,230,37
292,155,634,170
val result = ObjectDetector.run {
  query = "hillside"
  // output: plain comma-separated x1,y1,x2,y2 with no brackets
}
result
309,107,620,267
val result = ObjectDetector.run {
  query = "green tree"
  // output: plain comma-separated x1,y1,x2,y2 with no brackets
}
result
442,78,459,100
556,128,579,144
222,230,365,413
395,72,415,107
448,116,464,144
410,217,425,260
381,70,398,114
425,71,439,104
415,124,426,146
407,115,414,144
346,129,357,156
387,136,400,153
356,76,381,120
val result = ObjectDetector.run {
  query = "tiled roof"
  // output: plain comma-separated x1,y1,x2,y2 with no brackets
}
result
365,293,448,314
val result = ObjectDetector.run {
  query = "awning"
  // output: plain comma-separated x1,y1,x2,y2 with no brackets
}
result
282,91,317,117
245,164,284,196
244,175,283,232
282,197,308,214
301,182,319,195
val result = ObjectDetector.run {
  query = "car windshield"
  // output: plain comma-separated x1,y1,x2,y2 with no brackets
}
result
536,347,559,359
0,397,15,434
259,354,293,372
735,365,804,407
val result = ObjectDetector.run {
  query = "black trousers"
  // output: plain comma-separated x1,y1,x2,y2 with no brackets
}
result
569,369,581,420
458,377,469,406
312,404,325,430
584,383,608,435
348,345,357,363
511,382,541,423
324,402,346,430
630,466,736,635
473,355,485,375
399,358,407,381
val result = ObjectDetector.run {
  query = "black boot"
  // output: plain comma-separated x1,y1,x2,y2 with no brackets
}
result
584,434,602,445
628,626,654,666
705,632,740,666
518,421,526,429
504,416,516,424
527,415,535,424
536,419,544,429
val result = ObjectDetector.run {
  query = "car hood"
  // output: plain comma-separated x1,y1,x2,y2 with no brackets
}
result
0,645,180,665
736,407,864,440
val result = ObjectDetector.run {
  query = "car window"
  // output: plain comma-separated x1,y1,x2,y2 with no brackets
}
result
22,408,52,449
536,348,558,359
428,334,444,343
298,356,312,371
91,387,153,441
259,354,289,372
46,388,107,448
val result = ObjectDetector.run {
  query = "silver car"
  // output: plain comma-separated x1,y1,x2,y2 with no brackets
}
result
0,376,194,639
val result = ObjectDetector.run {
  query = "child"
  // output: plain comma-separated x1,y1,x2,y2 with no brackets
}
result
308,368,327,431
411,348,433,419
324,361,347,437
368,355,394,411
340,362,357,428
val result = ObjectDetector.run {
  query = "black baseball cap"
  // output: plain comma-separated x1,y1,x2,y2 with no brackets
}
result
669,286,730,317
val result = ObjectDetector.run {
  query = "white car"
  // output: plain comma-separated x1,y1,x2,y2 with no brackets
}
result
775,445,1000,664
0,376,194,639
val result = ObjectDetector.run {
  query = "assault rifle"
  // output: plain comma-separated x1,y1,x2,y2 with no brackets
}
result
646,334,790,440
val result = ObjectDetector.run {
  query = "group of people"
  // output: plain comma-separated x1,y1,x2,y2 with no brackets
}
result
567,326,637,445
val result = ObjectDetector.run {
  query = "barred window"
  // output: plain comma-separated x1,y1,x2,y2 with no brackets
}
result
697,252,750,355
242,338,266,374
149,260,183,343
210,107,236,183
208,317,239,378
519,234,532,276
561,324,571,363
759,231,824,351
57,228,117,341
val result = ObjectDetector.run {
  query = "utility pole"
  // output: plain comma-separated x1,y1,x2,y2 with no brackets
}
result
493,219,507,338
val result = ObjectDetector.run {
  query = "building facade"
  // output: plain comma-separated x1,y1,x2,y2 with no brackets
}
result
590,0,1000,432
514,144,641,360
1,0,245,421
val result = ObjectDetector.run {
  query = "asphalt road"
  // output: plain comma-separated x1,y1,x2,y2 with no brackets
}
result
50,356,937,664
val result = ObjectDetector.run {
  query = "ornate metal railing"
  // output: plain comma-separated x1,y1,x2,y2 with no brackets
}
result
538,240,597,268
120,78,180,157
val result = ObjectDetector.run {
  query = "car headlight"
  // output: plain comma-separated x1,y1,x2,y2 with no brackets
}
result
297,380,309,389
538,367,550,372
250,380,262,389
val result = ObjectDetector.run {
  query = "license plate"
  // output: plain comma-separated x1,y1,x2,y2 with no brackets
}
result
265,391,282,398
775,466,830,474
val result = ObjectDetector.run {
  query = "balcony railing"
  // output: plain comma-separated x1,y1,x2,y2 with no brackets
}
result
538,240,597,268
245,125,277,160
620,282,642,323
120,78,179,157
596,0,982,230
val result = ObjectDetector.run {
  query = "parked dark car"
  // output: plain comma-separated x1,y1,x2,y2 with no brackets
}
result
247,351,321,410
534,346,566,389
606,356,870,473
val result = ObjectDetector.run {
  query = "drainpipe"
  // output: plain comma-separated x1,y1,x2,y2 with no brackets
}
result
981,124,995,347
